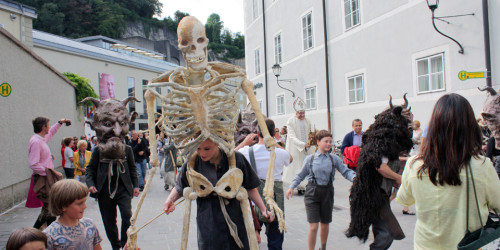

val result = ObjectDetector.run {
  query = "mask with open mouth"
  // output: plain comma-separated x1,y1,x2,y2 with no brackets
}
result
81,97,139,159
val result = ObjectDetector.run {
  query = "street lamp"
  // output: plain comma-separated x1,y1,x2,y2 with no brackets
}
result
425,0,473,54
272,64,296,97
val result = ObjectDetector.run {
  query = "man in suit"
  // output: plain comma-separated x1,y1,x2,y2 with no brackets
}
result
84,97,140,250
341,119,363,154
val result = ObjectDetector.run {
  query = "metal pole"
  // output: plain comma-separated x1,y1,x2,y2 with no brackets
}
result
322,0,332,133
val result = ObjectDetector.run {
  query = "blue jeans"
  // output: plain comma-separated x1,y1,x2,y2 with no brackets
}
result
260,219,284,250
135,159,147,187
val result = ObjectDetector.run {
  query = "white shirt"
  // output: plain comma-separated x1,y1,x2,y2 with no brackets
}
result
64,146,74,168
238,144,291,181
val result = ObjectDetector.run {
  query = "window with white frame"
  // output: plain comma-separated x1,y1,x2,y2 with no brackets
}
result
276,95,285,114
344,0,360,30
254,49,261,75
305,86,317,109
348,74,364,103
302,12,313,51
274,33,282,64
252,0,258,20
417,53,445,93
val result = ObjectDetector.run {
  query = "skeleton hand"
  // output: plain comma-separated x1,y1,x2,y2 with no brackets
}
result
264,197,285,232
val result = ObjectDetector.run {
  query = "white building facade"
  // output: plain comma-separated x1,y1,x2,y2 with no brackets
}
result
244,0,499,141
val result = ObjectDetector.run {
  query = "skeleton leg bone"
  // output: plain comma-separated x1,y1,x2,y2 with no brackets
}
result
236,187,259,250
126,90,160,250
181,187,197,250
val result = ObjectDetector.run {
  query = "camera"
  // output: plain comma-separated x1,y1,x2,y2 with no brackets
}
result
65,121,71,126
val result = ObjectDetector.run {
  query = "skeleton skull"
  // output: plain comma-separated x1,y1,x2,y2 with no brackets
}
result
178,16,209,71
480,87,500,149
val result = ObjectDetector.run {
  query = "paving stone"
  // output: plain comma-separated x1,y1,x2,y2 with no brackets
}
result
0,169,416,249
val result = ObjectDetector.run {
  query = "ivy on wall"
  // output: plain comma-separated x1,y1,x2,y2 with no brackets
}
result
63,72,99,107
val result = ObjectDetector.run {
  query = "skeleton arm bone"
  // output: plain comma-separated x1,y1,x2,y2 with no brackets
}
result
241,79,275,149
242,78,285,232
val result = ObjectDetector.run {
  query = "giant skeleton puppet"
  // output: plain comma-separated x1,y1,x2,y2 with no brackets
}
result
480,87,500,149
135,16,284,250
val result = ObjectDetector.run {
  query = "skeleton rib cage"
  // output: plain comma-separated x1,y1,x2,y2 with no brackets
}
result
148,62,246,158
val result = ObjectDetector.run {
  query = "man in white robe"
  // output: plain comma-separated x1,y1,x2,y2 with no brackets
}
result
282,98,313,193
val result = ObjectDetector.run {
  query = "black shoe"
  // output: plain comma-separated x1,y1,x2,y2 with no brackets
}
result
139,186,144,192
403,210,415,215
164,184,169,191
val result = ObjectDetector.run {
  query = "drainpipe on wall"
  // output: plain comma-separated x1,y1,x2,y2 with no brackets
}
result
262,0,269,116
322,0,332,133
482,0,492,87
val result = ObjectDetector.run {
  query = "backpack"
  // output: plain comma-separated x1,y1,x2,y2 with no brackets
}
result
343,145,360,168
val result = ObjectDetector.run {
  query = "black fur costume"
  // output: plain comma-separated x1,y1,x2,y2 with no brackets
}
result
345,106,413,242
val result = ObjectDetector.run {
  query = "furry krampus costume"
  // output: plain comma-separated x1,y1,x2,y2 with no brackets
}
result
345,105,413,242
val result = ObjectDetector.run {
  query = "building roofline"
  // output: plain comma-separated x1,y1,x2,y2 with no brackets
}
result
75,35,167,59
33,30,178,72
0,0,37,18
0,27,75,88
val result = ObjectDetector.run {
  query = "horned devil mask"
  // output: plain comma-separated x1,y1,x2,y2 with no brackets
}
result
81,97,139,159
480,87,500,149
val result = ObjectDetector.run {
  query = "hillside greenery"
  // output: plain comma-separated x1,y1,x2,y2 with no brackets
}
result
18,0,244,59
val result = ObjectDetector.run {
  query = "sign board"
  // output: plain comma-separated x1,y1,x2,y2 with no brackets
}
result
1,82,11,97
458,70,485,81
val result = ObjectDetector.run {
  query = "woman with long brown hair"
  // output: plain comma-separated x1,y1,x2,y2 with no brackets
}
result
397,93,500,249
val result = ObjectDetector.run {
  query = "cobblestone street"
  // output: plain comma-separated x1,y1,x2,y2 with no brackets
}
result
1,169,416,249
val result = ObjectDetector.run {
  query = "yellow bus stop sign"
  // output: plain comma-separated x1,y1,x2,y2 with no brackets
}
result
458,70,485,81
0,82,12,97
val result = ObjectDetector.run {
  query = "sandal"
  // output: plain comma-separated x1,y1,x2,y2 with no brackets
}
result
402,210,415,215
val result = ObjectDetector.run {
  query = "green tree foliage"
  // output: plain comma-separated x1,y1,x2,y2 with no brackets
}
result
92,0,125,38
221,29,233,46
17,1,244,59
63,72,99,107
206,13,223,44
34,3,64,36
17,0,162,39
233,32,245,49
205,15,245,60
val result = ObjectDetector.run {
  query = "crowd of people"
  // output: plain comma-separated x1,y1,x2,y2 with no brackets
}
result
8,91,500,250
